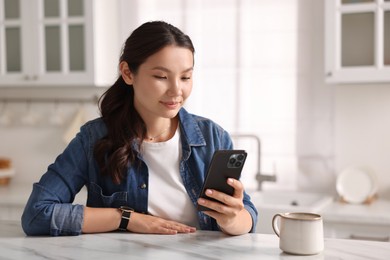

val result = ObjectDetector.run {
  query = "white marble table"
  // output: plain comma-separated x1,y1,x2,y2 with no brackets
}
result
1,221,390,260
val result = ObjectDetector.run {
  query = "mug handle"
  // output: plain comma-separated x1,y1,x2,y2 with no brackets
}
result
272,213,282,237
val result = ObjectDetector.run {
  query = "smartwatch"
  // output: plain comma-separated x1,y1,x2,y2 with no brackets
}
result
118,206,134,231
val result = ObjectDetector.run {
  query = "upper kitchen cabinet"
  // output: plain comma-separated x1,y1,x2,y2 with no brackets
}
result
325,0,390,83
0,0,120,87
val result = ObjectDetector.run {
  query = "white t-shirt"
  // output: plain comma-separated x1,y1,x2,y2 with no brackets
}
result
141,128,199,228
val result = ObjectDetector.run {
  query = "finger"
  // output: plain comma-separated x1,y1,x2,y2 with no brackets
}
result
198,197,229,213
153,224,193,235
157,227,178,234
202,210,221,220
200,188,245,212
227,178,244,198
164,222,196,233
133,214,196,234
204,189,232,206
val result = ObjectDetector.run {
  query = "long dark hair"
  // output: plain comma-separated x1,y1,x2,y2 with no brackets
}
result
94,21,195,184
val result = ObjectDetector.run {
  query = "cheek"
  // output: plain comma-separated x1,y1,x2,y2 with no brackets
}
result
133,79,159,95
182,84,193,99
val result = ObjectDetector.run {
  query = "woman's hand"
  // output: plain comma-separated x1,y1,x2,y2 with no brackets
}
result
127,213,196,234
197,178,252,235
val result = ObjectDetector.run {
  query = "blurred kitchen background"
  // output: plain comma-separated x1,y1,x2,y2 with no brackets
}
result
1,0,390,238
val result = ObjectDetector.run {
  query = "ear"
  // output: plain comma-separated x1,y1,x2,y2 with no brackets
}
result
120,61,134,85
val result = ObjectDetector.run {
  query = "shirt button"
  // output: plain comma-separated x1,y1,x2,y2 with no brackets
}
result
140,183,147,189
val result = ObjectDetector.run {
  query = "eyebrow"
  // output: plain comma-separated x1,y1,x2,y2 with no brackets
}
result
151,66,193,73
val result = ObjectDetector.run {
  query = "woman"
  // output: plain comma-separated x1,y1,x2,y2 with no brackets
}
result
21,21,258,236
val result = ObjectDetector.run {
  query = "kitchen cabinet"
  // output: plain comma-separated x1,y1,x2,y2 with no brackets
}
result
0,181,29,221
0,182,87,221
0,205,23,221
322,200,390,242
0,0,119,87
325,0,390,83
325,221,390,242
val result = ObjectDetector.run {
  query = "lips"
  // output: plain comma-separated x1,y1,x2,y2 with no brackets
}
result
161,101,181,109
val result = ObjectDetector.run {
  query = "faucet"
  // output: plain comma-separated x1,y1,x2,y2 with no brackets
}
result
230,134,277,191
256,163,277,191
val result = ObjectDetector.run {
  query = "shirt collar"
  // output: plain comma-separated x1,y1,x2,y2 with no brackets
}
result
178,108,206,147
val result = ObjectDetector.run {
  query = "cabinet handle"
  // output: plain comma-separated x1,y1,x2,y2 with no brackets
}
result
350,234,390,242
23,75,39,80
326,71,333,77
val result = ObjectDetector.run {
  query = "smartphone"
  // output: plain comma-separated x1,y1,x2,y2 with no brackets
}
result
197,150,247,211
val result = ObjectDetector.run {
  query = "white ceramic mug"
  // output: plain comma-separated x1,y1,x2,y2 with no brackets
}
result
272,212,324,255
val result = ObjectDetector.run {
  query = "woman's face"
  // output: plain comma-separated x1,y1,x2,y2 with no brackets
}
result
123,45,193,122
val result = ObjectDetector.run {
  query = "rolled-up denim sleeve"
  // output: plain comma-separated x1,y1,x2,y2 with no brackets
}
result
21,126,90,236
243,192,258,233
22,183,84,236
51,203,84,236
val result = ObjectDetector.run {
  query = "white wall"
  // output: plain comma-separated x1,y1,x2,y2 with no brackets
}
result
0,87,105,184
296,0,337,194
296,0,390,199
334,84,390,199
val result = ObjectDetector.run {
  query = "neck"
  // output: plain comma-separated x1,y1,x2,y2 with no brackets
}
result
146,124,171,141
145,118,176,142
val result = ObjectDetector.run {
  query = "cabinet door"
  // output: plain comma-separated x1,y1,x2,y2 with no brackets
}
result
325,0,390,83
385,4,390,66
0,0,24,82
32,0,94,85
0,205,24,221
324,221,390,242
0,0,94,86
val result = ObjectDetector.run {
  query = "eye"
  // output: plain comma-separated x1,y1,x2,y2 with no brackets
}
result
153,75,167,80
181,76,191,81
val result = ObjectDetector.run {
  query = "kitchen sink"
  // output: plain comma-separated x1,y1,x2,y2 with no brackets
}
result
248,190,334,234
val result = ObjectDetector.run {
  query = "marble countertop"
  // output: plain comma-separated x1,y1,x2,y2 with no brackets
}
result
1,220,390,260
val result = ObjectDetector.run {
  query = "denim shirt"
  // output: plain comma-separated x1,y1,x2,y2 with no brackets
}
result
21,108,258,236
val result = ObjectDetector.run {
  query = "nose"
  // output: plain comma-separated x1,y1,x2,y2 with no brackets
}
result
167,78,182,96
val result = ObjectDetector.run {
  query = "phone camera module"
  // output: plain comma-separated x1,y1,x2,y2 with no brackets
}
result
227,153,245,168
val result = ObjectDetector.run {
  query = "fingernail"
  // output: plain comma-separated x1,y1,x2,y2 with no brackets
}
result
206,189,212,195
198,198,205,204
228,178,234,184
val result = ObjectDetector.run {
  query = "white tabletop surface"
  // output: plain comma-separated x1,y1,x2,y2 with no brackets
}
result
1,220,390,260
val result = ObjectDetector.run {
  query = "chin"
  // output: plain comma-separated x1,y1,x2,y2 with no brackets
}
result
164,109,180,119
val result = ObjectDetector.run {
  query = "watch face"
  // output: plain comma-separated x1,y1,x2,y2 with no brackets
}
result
120,206,134,212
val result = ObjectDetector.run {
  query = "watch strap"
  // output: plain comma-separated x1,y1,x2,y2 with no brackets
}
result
118,208,132,231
